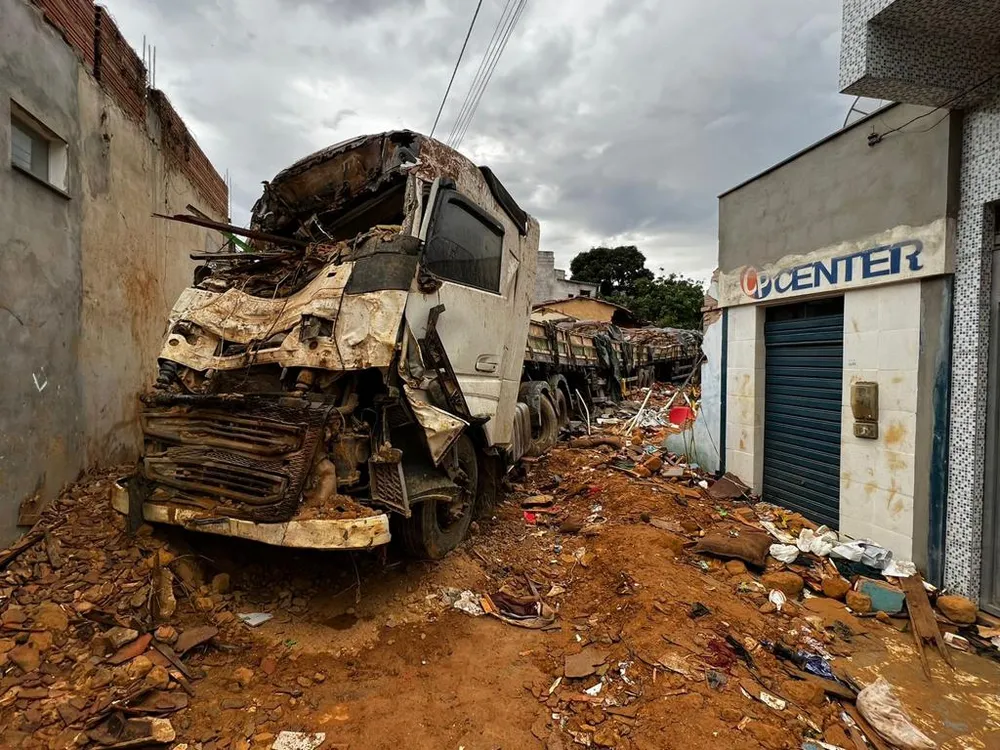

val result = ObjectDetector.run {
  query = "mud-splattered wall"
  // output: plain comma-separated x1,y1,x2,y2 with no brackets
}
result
0,0,225,545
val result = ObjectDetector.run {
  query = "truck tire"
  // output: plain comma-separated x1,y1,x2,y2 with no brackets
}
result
399,435,477,559
553,389,570,427
526,393,558,457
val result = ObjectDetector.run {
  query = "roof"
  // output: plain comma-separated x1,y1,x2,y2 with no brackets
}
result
718,102,901,199
532,298,631,313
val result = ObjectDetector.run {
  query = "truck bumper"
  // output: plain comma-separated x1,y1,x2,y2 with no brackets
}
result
110,478,391,550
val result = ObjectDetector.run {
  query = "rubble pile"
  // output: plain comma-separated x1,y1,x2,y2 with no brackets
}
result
0,470,250,749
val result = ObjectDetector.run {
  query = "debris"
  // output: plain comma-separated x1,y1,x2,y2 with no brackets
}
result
271,731,327,750
706,669,727,690
33,601,69,632
822,577,851,601
942,632,970,652
232,666,255,688
768,590,787,612
689,602,711,619
153,625,178,644
855,578,905,615
153,566,177,620
935,594,977,625
782,678,826,707
769,544,800,564
707,473,749,500
692,531,772,568
855,678,936,749
656,650,693,677
845,590,873,614
483,591,556,629
522,494,555,508
8,643,40,673
174,625,219,654
583,681,603,697
762,572,805,598
882,559,917,578
238,612,274,627
761,521,797,545
211,573,231,594
898,574,954,675
568,436,625,450
797,526,839,557
724,560,747,576
450,590,485,617
108,633,153,665
523,511,538,525
105,627,141,650
831,541,892,570
564,647,609,679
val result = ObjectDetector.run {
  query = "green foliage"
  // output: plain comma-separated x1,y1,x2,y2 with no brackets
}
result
623,273,705,330
569,245,654,297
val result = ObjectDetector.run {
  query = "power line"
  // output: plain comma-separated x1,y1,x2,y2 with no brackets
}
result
446,0,518,146
452,0,529,149
429,0,485,140
869,69,1000,145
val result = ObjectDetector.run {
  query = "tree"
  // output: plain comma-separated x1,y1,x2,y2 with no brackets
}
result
569,246,654,297
625,273,705,330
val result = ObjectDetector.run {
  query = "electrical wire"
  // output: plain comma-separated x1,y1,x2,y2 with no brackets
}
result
446,0,519,146
452,0,529,149
870,69,1000,144
451,0,529,149
429,0,485,139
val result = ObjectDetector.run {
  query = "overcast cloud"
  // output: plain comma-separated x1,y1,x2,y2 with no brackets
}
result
103,0,848,283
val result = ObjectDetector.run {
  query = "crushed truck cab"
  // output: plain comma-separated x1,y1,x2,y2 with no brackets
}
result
118,131,539,556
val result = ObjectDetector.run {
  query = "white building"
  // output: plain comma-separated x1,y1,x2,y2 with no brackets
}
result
533,250,599,303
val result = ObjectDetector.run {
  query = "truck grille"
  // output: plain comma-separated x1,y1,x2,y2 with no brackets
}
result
140,395,334,522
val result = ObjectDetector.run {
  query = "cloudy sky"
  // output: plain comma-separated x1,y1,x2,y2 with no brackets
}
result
103,0,851,283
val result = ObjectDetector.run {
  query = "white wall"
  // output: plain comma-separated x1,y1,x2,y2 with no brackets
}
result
725,304,764,489
840,282,923,561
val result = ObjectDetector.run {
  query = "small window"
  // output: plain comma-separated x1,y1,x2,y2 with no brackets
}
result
10,102,68,192
579,289,591,297
424,192,503,293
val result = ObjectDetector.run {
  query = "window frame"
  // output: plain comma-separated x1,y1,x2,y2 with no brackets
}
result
9,101,69,196
422,188,506,295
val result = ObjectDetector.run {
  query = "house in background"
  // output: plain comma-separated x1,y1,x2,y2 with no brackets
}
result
533,250,599,303
533,298,641,327
0,0,227,543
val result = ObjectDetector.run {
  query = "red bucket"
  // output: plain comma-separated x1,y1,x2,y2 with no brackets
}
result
668,406,695,427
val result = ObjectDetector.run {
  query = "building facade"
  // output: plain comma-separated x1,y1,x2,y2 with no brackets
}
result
0,0,227,543
534,250,599,303
715,102,959,585
839,0,1000,611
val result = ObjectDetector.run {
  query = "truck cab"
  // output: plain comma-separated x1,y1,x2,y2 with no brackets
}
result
113,131,540,558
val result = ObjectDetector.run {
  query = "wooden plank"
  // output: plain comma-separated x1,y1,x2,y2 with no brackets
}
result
782,666,857,701
899,574,955,672
843,703,892,750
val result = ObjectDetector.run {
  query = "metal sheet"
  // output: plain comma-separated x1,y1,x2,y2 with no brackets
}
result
763,305,844,528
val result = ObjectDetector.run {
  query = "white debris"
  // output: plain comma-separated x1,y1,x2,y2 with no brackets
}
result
768,590,787,612
271,732,327,750
238,612,273,627
769,543,800,563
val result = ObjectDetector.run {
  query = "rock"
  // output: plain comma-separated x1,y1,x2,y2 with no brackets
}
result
937,594,977,625
9,644,40,673
105,627,140,650
296,676,313,688
88,667,113,689
154,568,177,619
144,549,176,569
222,698,247,710
214,611,236,625
641,455,662,472
145,665,170,690
149,718,175,743
633,465,652,478
719,708,742,723
564,647,608,679
194,596,215,612
211,573,231,594
0,638,15,654
746,720,787,750
781,679,826,707
761,571,805,598
822,576,851,601
680,520,701,534
1,606,27,626
759,601,777,614
824,723,852,748
126,655,154,681
172,558,204,588
27,631,52,652
593,726,619,747
725,560,747,576
232,667,254,688
153,625,177,644
876,611,892,624
33,602,69,632
260,657,278,676
845,590,872,614
313,672,326,683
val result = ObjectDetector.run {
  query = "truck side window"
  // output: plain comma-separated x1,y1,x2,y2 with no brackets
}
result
425,193,503,293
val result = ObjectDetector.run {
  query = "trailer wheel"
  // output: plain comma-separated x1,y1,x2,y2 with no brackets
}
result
553,389,570,427
399,435,477,559
526,393,558,457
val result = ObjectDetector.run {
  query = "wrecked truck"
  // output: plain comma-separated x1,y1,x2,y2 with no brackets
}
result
112,130,694,558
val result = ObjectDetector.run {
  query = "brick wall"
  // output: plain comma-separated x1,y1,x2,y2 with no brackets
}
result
30,0,227,217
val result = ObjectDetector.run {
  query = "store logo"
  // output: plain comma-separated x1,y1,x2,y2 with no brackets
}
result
739,240,923,301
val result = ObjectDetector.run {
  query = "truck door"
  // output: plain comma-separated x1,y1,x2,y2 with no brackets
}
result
404,182,521,445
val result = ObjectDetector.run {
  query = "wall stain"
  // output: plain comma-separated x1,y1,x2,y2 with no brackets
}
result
884,421,906,447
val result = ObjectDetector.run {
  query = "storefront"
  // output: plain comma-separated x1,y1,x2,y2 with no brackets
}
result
714,102,958,582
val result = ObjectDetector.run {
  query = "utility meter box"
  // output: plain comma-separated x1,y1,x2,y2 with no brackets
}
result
851,381,879,439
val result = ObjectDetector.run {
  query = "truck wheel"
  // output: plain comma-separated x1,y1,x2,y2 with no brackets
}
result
553,389,570,427
399,435,477,559
526,393,558,457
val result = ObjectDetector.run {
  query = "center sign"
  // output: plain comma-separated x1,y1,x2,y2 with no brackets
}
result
718,221,951,307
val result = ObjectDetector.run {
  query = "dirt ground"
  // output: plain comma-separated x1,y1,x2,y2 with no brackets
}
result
2,434,1000,749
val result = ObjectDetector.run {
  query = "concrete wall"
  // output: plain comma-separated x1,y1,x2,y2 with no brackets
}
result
535,298,618,323
0,0,85,541
534,250,598,303
77,74,220,464
718,103,959,275
0,0,225,544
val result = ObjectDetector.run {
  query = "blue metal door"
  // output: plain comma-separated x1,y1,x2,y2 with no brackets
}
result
763,299,844,528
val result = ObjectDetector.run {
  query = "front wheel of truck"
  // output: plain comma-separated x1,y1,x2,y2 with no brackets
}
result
399,435,478,559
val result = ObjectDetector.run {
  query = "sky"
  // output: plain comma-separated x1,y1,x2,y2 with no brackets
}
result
102,0,852,284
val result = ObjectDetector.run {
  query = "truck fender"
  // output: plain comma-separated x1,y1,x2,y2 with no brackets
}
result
518,380,552,429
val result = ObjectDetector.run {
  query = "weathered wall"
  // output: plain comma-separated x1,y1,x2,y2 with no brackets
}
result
0,0,85,542
534,251,599,303
0,0,226,545
718,103,958,275
77,75,222,465
536,298,617,323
